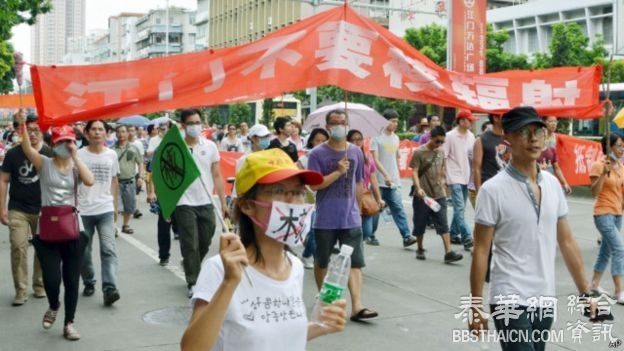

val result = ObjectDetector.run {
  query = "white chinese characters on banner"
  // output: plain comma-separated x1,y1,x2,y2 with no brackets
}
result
522,80,581,107
204,59,226,93
573,144,601,175
450,75,510,110
64,79,139,111
382,47,444,92
239,30,307,79
315,21,379,79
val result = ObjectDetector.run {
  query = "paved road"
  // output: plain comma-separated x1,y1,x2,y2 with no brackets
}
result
0,181,622,351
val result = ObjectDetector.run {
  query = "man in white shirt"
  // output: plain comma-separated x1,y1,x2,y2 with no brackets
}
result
371,109,417,247
444,110,476,251
175,109,227,297
470,106,596,351
78,120,121,307
126,125,145,218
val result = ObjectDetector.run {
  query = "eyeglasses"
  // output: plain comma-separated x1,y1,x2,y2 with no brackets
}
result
261,185,306,199
514,126,546,141
434,139,445,145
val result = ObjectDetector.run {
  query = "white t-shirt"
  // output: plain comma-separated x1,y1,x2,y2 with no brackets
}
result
132,139,145,157
147,135,162,155
192,252,307,351
77,147,120,216
371,132,400,187
220,136,243,152
444,128,475,185
177,138,220,206
239,134,252,154
475,166,568,306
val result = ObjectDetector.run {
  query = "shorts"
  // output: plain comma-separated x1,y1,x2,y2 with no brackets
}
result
314,227,365,269
412,197,449,236
119,180,137,214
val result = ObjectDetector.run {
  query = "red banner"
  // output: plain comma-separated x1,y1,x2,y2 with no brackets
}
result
398,140,421,178
0,94,36,108
218,151,244,196
30,5,604,129
450,0,486,74
556,133,603,186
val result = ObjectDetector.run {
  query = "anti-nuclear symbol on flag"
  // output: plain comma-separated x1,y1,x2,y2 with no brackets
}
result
159,142,186,190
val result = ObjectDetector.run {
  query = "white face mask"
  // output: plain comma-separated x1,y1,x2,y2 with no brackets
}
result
186,124,202,138
249,200,315,247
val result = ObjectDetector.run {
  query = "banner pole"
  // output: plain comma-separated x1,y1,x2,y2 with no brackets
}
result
605,54,614,160
198,175,254,287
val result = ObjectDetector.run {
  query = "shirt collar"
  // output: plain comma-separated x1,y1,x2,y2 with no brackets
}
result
505,163,543,184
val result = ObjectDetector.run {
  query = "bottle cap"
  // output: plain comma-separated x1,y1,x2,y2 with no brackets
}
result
340,244,354,256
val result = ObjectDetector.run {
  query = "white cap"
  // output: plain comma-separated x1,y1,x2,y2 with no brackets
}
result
248,124,271,139
339,244,353,256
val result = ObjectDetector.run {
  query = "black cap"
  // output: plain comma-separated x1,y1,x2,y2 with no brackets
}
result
502,106,546,133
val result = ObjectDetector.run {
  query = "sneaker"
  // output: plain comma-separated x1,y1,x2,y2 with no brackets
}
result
174,233,180,240
416,249,426,260
403,235,418,248
12,293,28,306
450,237,462,245
103,288,120,306
301,256,314,269
42,307,58,329
63,322,81,341
159,258,169,266
133,209,143,219
83,284,95,297
33,289,47,299
591,286,609,297
365,237,380,246
463,241,474,252
444,251,463,264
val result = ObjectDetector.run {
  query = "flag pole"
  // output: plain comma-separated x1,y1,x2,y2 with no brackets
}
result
197,176,254,287
605,53,614,160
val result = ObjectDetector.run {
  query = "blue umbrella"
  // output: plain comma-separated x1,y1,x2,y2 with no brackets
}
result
117,115,150,127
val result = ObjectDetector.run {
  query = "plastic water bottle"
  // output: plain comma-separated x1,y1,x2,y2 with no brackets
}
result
423,195,442,212
311,244,353,326
381,206,392,223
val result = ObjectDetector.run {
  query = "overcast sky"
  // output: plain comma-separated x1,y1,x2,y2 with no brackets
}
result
10,0,198,62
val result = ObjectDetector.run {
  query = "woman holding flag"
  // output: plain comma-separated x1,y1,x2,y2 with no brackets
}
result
181,148,347,351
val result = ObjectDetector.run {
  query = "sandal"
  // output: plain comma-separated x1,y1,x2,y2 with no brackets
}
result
350,308,378,322
121,225,134,234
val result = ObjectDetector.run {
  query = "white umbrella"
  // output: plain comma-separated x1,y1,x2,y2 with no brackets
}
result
303,102,389,138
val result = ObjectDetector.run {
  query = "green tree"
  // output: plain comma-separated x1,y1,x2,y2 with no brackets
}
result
403,24,447,67
208,107,223,125
485,25,531,72
228,103,252,125
534,22,608,69
0,1,52,93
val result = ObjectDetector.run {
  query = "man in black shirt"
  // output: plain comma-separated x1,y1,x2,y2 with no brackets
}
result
267,116,299,162
0,114,53,306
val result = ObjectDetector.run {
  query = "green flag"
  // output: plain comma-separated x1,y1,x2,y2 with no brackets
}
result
152,124,201,220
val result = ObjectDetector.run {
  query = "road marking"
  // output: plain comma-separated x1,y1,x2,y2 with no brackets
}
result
118,233,186,282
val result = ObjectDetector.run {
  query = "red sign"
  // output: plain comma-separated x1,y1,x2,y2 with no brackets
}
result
450,0,486,74
556,133,603,186
30,5,604,129
398,140,421,178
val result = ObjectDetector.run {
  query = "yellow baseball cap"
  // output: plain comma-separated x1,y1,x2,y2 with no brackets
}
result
235,148,323,195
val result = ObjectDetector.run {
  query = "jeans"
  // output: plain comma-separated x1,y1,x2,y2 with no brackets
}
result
33,233,87,324
593,214,624,276
157,210,179,260
362,213,380,240
174,205,216,287
491,305,554,351
449,184,472,243
380,187,411,240
81,212,118,291
302,212,316,259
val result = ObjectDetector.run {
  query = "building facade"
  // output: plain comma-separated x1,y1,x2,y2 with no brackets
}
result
487,0,618,56
31,0,86,65
135,7,197,59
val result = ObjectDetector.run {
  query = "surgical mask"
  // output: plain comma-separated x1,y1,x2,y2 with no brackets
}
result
186,124,202,138
329,125,347,141
248,200,314,247
258,136,271,150
53,143,71,159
